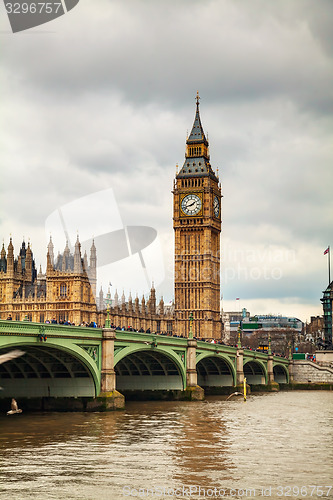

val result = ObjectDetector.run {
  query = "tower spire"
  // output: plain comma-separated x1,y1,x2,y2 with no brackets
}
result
177,93,216,180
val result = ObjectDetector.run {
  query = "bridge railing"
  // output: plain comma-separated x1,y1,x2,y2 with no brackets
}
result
0,319,102,338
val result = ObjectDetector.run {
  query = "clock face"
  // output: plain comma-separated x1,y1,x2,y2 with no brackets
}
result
181,194,202,216
214,196,220,218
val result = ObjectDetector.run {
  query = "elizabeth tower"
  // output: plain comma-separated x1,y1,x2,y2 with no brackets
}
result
173,94,222,339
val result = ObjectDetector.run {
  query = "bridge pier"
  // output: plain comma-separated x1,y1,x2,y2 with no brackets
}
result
267,354,279,391
184,338,204,400
288,360,294,383
236,347,244,385
88,328,125,411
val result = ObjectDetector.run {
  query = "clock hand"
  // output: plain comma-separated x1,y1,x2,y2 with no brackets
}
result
187,201,196,208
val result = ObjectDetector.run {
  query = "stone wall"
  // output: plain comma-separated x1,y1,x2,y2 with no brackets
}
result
293,360,333,383
315,350,333,367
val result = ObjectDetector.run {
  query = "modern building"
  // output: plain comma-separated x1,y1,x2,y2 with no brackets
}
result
241,315,303,334
321,281,333,347
222,308,250,342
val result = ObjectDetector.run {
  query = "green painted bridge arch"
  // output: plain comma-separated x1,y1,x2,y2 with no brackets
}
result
195,351,237,387
114,332,187,392
0,321,291,408
0,320,102,399
243,355,268,385
273,361,289,383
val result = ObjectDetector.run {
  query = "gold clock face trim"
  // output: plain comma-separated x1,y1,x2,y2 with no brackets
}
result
180,193,203,216
214,195,220,218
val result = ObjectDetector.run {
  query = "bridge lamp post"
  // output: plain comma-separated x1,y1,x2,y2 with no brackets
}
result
105,305,111,329
189,312,194,339
237,324,242,349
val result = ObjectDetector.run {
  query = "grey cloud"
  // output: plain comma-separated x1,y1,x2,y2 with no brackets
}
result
2,0,332,115
1,0,332,320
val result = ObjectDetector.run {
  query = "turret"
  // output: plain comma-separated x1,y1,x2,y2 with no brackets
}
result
90,239,97,270
135,295,140,315
141,295,146,314
88,239,97,298
98,286,104,310
62,241,70,272
159,296,164,315
7,238,14,275
0,243,6,272
74,236,82,273
148,283,156,314
114,290,119,307
25,242,33,282
47,237,54,269
128,292,133,314
17,255,22,274
83,250,88,273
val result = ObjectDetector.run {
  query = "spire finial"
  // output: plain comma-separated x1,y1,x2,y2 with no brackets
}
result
196,90,200,106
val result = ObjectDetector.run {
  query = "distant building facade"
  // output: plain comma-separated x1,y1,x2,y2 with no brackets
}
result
305,315,324,344
222,308,250,343
242,315,303,334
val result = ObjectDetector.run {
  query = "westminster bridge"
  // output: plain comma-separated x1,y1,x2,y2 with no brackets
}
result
0,320,291,410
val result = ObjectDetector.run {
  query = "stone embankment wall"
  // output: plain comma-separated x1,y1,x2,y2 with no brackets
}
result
293,361,333,383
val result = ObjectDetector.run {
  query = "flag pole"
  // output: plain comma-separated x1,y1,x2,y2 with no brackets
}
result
328,245,331,286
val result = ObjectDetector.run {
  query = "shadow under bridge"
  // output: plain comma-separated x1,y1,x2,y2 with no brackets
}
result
0,346,96,398
115,349,185,391
197,355,235,387
243,360,267,385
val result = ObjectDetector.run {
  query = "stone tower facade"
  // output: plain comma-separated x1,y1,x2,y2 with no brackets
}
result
0,237,98,325
173,94,222,339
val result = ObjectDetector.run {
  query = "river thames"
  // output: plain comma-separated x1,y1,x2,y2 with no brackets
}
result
0,391,332,500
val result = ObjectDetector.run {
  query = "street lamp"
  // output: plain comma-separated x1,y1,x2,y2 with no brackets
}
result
189,311,194,339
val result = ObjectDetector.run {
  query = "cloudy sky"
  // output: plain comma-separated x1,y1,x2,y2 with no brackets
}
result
1,0,332,322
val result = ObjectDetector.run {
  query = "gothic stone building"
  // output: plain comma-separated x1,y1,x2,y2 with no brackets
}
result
100,287,175,334
0,238,175,332
0,237,98,325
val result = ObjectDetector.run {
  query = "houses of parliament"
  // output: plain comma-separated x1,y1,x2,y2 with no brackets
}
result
0,96,223,339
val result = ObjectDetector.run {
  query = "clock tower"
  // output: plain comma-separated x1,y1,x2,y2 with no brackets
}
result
173,94,222,339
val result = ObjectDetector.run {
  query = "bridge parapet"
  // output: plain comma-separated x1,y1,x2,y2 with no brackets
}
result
0,319,102,339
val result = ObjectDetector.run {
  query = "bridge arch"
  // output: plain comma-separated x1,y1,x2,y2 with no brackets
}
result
196,353,236,387
0,339,100,398
114,346,186,391
273,363,289,383
243,359,267,385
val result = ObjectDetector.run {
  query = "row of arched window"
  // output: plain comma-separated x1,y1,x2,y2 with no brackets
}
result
181,178,203,188
188,146,202,156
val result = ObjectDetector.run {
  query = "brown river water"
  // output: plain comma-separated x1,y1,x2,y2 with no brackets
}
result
0,391,332,500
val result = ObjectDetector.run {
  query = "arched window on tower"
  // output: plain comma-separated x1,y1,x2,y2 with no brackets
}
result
60,283,67,297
